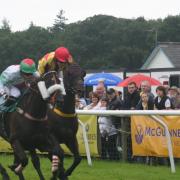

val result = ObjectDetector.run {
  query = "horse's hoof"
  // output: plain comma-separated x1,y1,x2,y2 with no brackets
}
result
8,164,17,171
8,163,23,174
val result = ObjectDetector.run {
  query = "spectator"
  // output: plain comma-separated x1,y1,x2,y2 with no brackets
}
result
96,97,111,159
136,92,154,110
107,88,123,128
76,93,87,108
140,80,154,99
116,90,123,101
168,86,180,109
124,82,140,110
154,86,174,110
75,95,84,109
123,82,140,162
86,91,93,105
95,80,106,100
106,88,123,160
83,92,99,110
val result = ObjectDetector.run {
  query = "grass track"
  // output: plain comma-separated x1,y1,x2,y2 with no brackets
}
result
0,154,179,180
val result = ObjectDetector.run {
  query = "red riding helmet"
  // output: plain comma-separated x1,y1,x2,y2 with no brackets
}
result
55,47,71,62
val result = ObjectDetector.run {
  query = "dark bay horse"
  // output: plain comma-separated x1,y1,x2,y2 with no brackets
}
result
0,71,65,180
49,63,86,178
30,63,86,180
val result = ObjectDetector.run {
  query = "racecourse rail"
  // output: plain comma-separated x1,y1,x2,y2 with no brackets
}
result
76,110,180,173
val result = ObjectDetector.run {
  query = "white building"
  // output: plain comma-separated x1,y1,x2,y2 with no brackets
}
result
141,42,180,87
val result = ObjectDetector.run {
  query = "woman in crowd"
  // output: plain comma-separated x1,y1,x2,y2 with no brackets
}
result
97,96,119,160
154,86,174,110
136,92,154,110
83,92,99,110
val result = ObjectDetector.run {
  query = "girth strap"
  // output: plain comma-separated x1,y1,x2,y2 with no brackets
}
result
53,108,76,118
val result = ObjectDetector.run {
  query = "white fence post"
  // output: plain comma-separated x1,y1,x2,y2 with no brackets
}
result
78,119,92,166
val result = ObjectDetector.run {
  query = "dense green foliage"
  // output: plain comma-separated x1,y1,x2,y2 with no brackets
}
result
0,155,180,180
0,12,180,71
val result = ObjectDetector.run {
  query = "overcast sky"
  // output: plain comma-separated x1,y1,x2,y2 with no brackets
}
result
0,0,179,31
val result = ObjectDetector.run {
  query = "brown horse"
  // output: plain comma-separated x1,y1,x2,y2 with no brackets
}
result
29,63,86,180
0,71,65,180
49,63,86,179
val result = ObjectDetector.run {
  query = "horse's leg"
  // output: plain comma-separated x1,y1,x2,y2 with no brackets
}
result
9,139,28,179
30,150,45,180
48,135,67,180
8,154,25,180
0,163,10,180
64,138,82,177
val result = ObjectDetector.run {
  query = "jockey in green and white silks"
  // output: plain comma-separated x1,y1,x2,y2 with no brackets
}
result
0,58,38,100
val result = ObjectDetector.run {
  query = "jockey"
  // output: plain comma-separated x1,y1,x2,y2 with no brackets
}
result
0,58,38,106
38,46,73,75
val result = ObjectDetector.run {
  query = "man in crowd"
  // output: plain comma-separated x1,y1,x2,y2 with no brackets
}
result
106,88,123,160
140,80,154,99
123,82,140,162
168,86,180,109
124,82,140,110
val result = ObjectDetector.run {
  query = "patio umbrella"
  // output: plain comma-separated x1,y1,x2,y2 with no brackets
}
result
84,73,122,86
117,74,162,87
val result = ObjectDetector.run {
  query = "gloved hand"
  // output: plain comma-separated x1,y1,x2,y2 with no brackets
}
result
0,89,8,99
0,89,5,96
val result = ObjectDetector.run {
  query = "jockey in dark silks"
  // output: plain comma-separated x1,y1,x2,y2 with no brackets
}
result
0,58,39,108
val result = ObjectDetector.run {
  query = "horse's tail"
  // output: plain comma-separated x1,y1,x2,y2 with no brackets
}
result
0,163,10,180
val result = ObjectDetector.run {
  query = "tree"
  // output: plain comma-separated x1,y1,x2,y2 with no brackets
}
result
51,10,68,33
1,18,11,33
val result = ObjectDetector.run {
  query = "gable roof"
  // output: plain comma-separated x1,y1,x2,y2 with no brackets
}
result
141,42,180,69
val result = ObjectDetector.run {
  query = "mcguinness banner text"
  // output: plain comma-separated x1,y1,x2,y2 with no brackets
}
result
131,116,180,157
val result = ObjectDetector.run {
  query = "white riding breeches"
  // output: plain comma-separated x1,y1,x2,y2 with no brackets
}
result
3,86,21,98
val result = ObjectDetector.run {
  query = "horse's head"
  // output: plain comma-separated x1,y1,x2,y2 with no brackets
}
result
63,63,86,95
38,71,65,100
21,71,65,117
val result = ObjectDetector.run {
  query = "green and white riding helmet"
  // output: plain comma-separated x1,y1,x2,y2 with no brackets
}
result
20,58,36,74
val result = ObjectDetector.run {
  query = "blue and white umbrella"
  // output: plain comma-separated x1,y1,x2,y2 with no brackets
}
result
84,73,122,86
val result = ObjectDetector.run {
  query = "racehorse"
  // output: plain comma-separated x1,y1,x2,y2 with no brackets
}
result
30,63,86,180
0,71,65,180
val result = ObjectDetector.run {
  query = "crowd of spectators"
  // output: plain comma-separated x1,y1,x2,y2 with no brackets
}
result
75,79,180,162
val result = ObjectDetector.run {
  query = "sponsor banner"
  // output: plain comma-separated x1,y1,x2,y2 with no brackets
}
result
61,115,99,156
131,116,180,157
0,137,12,152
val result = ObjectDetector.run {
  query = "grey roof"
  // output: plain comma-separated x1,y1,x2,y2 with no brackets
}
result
142,42,180,69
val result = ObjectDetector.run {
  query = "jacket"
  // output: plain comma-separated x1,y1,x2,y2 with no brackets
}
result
123,90,140,110
38,52,57,75
0,65,38,92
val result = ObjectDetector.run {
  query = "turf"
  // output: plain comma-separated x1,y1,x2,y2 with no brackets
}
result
0,154,179,180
